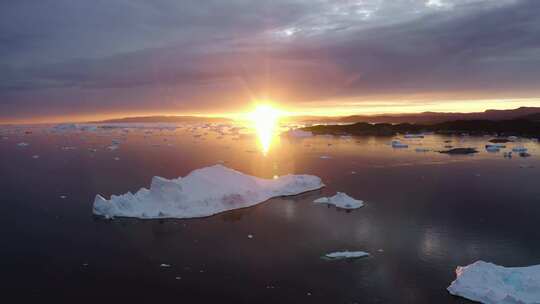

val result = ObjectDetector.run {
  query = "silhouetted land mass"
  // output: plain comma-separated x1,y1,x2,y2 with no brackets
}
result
302,119,540,138
295,107,540,124
96,116,232,123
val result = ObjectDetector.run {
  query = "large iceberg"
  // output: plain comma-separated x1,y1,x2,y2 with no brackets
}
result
93,165,324,219
448,261,540,304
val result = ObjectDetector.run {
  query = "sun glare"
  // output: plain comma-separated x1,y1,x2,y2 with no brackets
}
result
249,104,281,155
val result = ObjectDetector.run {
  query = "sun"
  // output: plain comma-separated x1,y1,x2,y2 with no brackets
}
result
248,104,282,155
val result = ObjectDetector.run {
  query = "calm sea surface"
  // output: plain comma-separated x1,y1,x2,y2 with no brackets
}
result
1,124,540,303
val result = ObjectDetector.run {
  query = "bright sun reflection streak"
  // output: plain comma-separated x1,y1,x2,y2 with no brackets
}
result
249,104,281,155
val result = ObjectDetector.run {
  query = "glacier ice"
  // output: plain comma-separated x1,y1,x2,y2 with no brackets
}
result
314,192,364,209
448,261,540,304
93,164,324,219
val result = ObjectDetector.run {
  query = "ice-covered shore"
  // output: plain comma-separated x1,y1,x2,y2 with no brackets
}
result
93,165,324,219
448,261,540,304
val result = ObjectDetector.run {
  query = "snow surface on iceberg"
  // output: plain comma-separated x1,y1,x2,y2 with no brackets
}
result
93,164,324,219
314,192,364,209
324,251,369,260
448,261,540,304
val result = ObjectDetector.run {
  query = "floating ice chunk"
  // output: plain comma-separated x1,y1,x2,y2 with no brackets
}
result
160,264,171,268
404,134,424,139
391,140,408,148
485,145,500,152
512,146,528,153
324,251,369,260
32,155,40,159
447,261,540,304
320,155,332,159
17,142,29,147
93,165,324,219
53,123,77,132
314,192,364,209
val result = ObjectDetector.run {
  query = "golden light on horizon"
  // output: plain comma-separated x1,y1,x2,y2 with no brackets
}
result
248,104,282,155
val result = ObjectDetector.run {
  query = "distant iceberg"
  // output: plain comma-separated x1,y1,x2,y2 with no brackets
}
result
93,165,324,219
404,134,424,139
314,192,364,209
512,146,528,153
391,140,408,148
447,261,540,304
324,251,369,260
284,129,313,138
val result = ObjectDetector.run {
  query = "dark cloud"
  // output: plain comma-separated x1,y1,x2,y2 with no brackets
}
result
1,0,539,121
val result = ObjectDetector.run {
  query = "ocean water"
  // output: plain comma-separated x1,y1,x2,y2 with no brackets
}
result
1,124,539,303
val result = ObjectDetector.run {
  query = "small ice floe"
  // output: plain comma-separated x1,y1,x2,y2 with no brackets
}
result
404,134,424,139
247,234,253,239
93,165,324,219
17,142,29,147
391,140,408,148
319,155,332,159
53,123,78,132
485,145,500,152
512,146,528,153
415,148,430,153
160,264,171,268
486,143,506,149
60,195,67,199
314,192,364,209
32,155,40,159
447,261,540,304
113,157,121,161
324,251,369,260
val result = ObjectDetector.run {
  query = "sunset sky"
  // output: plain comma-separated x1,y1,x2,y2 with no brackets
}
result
1,0,540,123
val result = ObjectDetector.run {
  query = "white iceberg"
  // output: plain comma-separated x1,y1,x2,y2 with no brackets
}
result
324,251,369,260
17,142,29,147
93,165,324,219
314,192,364,209
448,261,540,304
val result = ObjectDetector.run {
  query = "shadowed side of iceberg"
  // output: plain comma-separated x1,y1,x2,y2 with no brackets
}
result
92,164,324,219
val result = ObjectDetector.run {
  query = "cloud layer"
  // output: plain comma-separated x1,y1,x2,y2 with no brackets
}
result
1,0,539,121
